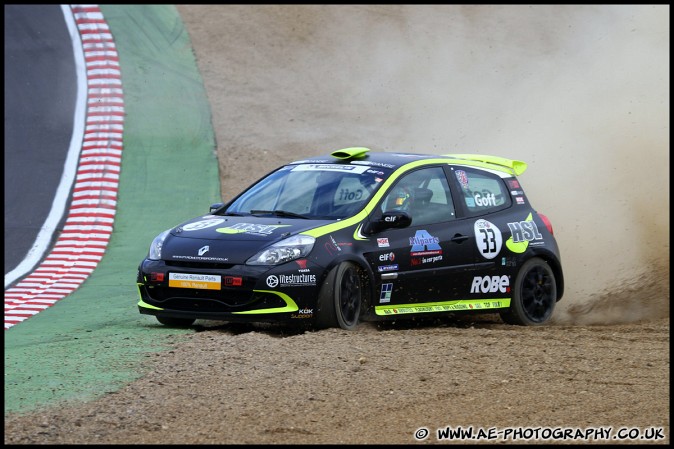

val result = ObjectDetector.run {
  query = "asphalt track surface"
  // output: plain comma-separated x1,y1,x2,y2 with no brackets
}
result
4,5,76,274
5,5,220,414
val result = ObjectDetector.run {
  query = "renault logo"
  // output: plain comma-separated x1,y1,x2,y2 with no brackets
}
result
198,245,210,256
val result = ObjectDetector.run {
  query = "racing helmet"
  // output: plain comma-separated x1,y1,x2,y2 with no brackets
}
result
386,185,413,211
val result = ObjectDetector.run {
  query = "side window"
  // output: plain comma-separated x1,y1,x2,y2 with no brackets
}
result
453,167,510,215
381,167,455,226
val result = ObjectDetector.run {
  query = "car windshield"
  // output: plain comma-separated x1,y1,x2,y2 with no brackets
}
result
225,163,390,219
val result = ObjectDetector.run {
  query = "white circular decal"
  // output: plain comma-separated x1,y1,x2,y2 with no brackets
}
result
182,218,226,231
266,275,279,288
474,219,502,260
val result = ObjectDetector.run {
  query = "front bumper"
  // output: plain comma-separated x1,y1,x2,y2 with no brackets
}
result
137,258,321,323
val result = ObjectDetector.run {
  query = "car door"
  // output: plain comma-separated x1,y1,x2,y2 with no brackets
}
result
445,164,523,300
363,165,481,308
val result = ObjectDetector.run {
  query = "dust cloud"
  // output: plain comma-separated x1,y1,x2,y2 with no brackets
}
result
180,5,669,325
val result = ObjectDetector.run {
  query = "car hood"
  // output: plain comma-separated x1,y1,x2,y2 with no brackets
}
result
162,215,332,265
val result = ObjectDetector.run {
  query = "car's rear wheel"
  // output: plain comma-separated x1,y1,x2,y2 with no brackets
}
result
500,257,556,326
316,262,363,330
156,316,196,327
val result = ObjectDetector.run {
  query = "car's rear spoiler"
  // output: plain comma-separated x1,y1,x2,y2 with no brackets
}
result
444,153,528,176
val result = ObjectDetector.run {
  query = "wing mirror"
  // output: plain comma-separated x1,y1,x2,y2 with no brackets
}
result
209,202,224,214
363,210,412,234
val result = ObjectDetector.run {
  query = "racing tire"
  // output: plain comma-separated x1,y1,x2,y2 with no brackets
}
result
156,316,196,327
500,257,557,326
315,262,363,330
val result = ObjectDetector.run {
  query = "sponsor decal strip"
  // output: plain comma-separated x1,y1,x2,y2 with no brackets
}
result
168,273,222,291
4,5,123,330
375,298,511,316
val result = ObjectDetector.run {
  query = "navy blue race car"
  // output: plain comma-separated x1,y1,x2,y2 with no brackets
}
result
137,147,563,329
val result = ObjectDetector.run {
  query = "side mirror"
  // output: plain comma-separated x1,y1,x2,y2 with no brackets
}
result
363,210,412,234
209,202,224,214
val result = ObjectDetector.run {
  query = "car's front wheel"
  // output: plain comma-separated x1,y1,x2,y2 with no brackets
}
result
500,257,557,326
156,316,196,327
316,262,363,330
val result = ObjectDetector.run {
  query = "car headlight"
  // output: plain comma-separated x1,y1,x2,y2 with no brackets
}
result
148,229,171,260
246,235,315,266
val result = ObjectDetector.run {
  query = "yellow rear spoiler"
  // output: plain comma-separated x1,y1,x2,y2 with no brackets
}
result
444,153,528,176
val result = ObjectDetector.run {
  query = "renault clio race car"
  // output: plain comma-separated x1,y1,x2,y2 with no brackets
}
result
137,147,564,329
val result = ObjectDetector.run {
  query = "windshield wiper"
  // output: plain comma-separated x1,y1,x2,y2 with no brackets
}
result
249,209,309,219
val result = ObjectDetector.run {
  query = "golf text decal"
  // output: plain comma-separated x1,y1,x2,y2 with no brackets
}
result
473,192,496,207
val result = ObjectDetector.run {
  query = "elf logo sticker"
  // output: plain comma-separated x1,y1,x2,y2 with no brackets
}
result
474,219,502,260
379,252,395,262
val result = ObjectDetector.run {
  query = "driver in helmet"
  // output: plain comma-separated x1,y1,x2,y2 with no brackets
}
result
386,185,413,211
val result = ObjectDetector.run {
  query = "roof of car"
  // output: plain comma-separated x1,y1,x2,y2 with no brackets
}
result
290,147,527,176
